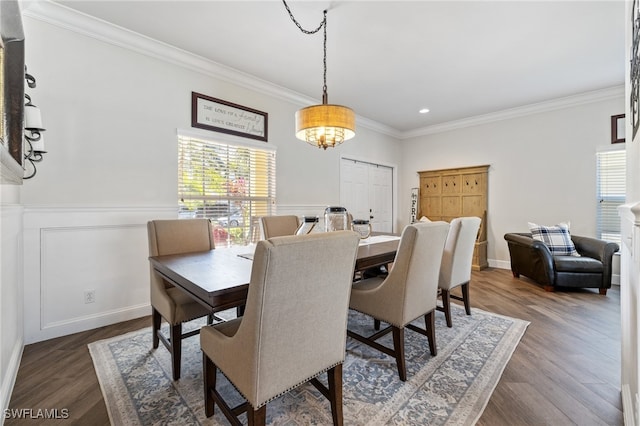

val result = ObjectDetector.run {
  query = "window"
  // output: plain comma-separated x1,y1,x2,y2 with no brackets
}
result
596,147,626,245
178,134,276,246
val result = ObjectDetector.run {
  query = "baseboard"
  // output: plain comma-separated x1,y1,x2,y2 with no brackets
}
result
612,252,621,285
488,259,510,270
1,336,24,422
622,384,637,426
25,304,150,345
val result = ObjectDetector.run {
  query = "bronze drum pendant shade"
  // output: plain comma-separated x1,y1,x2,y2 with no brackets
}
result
295,102,356,150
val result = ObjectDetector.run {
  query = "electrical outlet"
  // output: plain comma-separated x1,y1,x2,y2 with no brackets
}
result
84,290,96,304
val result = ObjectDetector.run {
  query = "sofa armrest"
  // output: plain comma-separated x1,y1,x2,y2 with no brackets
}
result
571,235,619,288
571,235,619,262
504,233,555,285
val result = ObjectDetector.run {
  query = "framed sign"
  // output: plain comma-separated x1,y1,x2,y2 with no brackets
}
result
611,114,625,144
410,187,419,223
191,92,268,142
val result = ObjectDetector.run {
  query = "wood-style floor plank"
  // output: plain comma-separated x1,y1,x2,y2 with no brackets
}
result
6,268,623,425
473,269,622,426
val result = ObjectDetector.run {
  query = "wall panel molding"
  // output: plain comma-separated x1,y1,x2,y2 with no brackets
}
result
23,205,176,343
276,204,329,219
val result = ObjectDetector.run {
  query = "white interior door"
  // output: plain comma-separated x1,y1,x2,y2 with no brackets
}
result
369,165,393,232
340,159,369,221
340,158,393,233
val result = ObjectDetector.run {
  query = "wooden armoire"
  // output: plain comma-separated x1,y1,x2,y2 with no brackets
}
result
418,165,489,270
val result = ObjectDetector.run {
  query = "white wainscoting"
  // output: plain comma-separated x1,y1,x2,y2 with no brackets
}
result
276,204,329,220
1,204,25,417
619,202,640,426
23,206,177,344
275,205,330,232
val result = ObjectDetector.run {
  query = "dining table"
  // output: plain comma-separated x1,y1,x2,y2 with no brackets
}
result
148,233,401,312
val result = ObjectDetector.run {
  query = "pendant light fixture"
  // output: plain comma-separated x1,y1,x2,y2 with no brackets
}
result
283,1,355,150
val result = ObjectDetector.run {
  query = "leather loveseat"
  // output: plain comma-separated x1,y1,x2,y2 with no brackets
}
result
504,233,619,295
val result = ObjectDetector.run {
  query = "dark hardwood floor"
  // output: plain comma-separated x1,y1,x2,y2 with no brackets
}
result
6,268,623,425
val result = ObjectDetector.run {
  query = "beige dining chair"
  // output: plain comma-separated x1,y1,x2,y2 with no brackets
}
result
260,215,300,239
348,221,450,381
200,231,360,425
147,218,215,380
437,216,482,327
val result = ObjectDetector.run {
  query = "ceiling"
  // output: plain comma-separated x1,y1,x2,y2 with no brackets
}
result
50,0,625,134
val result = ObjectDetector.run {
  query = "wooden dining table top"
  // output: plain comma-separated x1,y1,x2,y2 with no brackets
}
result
149,233,400,311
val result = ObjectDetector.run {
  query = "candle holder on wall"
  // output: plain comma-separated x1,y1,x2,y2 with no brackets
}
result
23,68,46,179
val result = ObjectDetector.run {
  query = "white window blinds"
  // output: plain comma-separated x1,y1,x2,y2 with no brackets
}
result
178,135,276,246
596,148,626,245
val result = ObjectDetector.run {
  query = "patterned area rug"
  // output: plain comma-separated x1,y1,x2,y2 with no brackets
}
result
89,306,528,425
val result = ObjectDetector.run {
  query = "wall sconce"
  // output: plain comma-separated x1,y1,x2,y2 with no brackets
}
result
23,69,46,179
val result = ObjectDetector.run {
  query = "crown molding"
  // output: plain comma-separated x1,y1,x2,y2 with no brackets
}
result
400,85,625,139
21,1,621,142
21,1,401,138
356,116,402,138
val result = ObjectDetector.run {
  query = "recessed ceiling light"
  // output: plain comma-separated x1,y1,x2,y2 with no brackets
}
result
419,108,430,114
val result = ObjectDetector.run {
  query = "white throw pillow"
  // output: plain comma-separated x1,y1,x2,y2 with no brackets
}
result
527,222,579,256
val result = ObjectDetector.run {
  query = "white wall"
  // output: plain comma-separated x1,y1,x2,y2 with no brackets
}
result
18,8,401,343
20,13,401,209
399,95,624,267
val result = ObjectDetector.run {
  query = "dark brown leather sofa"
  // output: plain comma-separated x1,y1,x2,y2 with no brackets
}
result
504,233,619,295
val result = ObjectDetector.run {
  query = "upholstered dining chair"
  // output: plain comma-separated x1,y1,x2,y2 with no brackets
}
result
348,221,450,381
200,231,360,425
147,218,215,380
260,215,300,239
436,216,481,327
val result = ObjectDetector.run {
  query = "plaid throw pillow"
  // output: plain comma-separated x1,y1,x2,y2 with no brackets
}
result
527,222,580,257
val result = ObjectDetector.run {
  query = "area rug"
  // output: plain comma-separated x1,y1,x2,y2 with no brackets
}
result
89,306,528,425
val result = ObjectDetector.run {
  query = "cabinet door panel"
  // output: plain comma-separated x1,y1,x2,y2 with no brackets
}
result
462,173,484,194
421,196,441,216
462,195,484,216
442,196,460,216
442,175,460,194
420,176,441,194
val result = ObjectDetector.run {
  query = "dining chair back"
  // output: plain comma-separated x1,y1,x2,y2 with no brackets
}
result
200,231,360,425
147,218,215,380
260,215,300,239
348,221,450,381
437,216,481,327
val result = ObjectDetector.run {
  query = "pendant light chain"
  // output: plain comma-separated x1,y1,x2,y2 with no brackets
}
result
284,0,356,149
322,11,327,100
282,1,328,102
